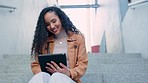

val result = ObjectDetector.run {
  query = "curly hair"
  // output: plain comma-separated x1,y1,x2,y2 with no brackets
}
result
31,6,79,56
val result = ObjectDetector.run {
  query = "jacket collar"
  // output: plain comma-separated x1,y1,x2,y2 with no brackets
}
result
46,31,76,43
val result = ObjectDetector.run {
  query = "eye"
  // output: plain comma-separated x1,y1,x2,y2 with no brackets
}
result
45,23,50,26
51,19,56,23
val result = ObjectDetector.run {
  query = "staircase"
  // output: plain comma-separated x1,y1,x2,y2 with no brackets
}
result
0,54,33,83
81,53,148,83
0,53,148,83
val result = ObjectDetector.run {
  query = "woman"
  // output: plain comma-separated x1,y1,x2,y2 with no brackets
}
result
29,6,88,83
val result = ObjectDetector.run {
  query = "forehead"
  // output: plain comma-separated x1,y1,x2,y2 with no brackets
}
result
44,12,58,21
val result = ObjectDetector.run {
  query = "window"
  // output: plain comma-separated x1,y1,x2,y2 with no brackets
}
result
47,0,99,52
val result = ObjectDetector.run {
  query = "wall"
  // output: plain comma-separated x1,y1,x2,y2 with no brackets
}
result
122,2,148,58
94,0,127,53
0,0,48,58
2,0,147,58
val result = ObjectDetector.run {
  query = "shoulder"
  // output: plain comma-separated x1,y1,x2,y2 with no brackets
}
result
68,32,85,45
73,33,85,40
69,31,85,39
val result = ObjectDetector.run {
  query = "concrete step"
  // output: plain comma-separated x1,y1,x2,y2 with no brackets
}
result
81,73,148,83
0,72,147,83
86,64,148,74
1,57,148,66
81,73,103,83
0,73,33,83
1,53,147,83
1,54,33,65
0,58,31,65
2,53,141,61
103,73,148,83
1,54,148,74
1,64,148,74
89,56,148,64
0,64,32,73
1,53,144,65
3,54,31,59
89,53,142,58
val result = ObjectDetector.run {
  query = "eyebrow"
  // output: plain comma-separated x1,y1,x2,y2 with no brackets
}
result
50,18,56,22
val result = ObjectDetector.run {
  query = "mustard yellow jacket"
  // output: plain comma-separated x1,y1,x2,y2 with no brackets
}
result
31,32,88,83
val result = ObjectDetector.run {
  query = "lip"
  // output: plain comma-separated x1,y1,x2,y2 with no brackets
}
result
52,28,58,33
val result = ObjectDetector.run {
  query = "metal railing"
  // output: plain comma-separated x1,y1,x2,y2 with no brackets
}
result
128,0,148,7
0,4,16,12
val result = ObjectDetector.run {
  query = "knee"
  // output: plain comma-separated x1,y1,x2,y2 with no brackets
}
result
51,72,64,78
50,72,75,83
51,72,68,80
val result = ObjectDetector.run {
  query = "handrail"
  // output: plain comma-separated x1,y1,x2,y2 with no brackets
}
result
128,0,148,7
0,4,16,12
60,4,99,9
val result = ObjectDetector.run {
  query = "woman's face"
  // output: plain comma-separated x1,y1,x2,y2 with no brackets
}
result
44,12,63,35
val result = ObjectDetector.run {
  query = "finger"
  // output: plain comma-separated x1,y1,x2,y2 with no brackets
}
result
45,66,53,71
51,61,61,70
47,63,57,71
46,66,54,73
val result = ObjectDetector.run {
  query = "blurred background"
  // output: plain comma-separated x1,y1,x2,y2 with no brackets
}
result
0,0,148,58
1,0,148,83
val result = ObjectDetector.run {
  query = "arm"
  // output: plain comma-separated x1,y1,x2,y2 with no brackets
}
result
31,56,41,75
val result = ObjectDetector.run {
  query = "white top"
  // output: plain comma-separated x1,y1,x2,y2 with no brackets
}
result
53,29,70,68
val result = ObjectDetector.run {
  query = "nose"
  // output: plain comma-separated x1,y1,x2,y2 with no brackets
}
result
50,23,55,29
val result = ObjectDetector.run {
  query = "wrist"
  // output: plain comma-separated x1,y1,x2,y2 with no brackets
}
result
69,71,71,78
68,69,71,78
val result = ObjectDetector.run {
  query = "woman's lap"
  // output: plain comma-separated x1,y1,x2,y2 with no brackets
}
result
28,72,75,83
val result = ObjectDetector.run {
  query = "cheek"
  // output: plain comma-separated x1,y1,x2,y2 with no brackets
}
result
47,26,51,32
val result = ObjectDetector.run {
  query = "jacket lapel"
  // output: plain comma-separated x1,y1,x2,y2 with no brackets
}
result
67,36,77,68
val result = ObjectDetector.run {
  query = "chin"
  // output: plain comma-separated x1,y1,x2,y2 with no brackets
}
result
54,32,60,35
56,30,61,34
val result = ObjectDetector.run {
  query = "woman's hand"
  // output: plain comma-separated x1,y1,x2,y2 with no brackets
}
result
46,61,70,77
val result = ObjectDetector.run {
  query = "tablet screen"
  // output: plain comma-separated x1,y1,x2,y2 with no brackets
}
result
38,53,67,75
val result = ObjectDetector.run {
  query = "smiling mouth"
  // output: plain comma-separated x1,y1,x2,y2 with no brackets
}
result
52,28,58,33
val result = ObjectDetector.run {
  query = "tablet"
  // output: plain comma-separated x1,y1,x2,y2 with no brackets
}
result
38,53,67,75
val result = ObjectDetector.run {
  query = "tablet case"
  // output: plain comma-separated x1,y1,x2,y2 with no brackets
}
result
38,53,67,75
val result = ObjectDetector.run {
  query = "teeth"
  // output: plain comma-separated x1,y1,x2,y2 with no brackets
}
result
53,29,55,31
53,28,57,32
52,29,57,32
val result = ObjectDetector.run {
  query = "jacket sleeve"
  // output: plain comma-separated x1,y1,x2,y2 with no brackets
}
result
31,41,49,75
69,35,88,81
31,56,41,75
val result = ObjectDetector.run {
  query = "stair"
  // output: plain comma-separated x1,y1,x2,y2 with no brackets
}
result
0,53,148,83
0,54,33,83
81,53,148,83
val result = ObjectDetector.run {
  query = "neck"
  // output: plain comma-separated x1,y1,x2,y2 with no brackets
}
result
55,29,67,39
